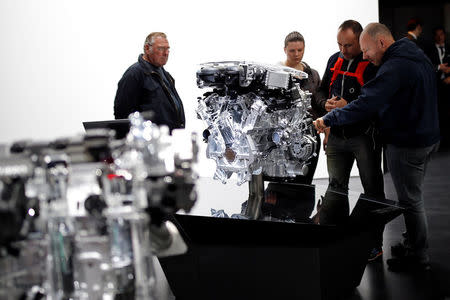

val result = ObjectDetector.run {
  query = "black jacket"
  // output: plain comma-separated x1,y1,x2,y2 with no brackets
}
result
114,54,185,131
317,52,378,138
424,42,450,80
299,62,324,119
323,38,440,147
406,33,425,50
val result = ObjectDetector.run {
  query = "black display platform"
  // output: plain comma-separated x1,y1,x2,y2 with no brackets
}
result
158,184,403,300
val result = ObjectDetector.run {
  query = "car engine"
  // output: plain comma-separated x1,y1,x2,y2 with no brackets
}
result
0,112,197,300
196,61,318,186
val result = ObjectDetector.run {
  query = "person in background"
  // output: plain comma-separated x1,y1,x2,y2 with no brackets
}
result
279,31,323,184
314,23,440,272
280,31,324,119
425,26,450,147
405,17,423,48
114,32,185,132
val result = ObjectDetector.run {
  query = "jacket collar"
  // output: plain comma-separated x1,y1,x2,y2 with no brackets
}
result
407,32,417,40
338,51,364,63
381,38,410,65
138,54,164,73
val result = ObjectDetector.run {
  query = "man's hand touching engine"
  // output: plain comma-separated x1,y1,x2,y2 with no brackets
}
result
313,118,329,133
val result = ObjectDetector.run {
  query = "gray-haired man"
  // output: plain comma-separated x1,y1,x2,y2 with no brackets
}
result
114,32,185,131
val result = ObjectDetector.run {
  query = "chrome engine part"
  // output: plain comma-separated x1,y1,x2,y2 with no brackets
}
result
196,61,318,185
0,112,197,300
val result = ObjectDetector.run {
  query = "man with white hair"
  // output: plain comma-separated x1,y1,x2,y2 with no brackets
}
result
314,23,440,271
114,32,185,131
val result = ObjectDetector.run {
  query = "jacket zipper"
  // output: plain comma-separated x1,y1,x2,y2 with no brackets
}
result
340,58,353,98
340,59,353,139
150,71,183,123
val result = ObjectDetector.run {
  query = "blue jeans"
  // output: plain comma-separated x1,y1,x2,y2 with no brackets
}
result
326,133,385,248
326,133,385,198
385,142,439,261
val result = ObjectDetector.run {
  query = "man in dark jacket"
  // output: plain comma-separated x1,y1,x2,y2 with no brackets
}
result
405,17,423,48
114,32,185,131
314,23,440,271
425,26,450,147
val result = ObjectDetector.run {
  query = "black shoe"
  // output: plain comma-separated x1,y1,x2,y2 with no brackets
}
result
387,256,431,272
368,247,383,262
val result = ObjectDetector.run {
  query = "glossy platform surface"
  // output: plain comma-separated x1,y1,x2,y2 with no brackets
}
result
159,181,402,300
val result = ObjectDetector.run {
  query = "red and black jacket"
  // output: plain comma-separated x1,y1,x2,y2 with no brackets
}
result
317,52,378,138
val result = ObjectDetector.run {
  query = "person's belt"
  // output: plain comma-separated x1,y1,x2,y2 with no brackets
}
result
331,125,370,139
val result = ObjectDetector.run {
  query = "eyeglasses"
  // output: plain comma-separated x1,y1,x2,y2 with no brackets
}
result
146,42,170,53
155,46,170,53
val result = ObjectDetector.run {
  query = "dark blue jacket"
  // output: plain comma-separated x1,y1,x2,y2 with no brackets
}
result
114,54,185,131
323,38,440,147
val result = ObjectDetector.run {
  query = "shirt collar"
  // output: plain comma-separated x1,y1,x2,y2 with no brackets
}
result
408,32,417,40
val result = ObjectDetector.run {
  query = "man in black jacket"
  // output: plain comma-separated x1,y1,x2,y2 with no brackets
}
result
425,26,450,146
405,17,423,48
314,23,440,271
317,20,385,256
114,32,185,131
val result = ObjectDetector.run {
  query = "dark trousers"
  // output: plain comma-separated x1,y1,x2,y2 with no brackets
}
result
325,133,385,197
326,132,385,247
385,142,439,261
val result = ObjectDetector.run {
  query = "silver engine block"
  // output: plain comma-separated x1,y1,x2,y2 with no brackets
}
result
0,113,197,300
196,61,318,185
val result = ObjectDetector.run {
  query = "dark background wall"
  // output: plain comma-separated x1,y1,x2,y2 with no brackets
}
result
379,0,450,45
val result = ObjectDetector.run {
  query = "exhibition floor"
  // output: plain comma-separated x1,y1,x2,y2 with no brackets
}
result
337,148,450,300
154,147,450,300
